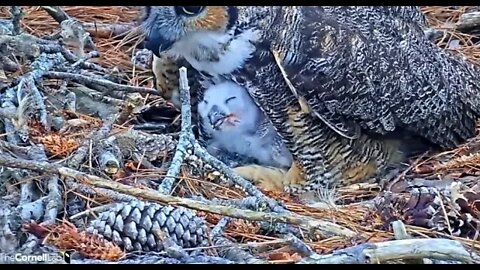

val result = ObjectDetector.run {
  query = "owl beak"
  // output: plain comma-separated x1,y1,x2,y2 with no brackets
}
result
208,108,228,130
145,31,175,57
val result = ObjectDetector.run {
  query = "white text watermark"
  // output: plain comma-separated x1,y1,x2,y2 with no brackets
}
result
1,253,66,263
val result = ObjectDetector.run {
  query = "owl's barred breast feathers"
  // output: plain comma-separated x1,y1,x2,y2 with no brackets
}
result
143,6,480,196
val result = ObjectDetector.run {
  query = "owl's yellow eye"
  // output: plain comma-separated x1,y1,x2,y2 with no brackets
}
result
175,6,205,16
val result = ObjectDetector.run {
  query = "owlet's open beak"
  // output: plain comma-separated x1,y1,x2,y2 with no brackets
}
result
144,30,175,58
208,105,240,130
208,105,227,130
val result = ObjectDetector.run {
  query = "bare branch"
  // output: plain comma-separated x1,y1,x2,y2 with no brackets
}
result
40,6,96,50
456,11,480,31
66,114,116,168
0,154,356,239
40,6,70,23
211,217,267,263
158,66,192,194
44,71,159,96
9,6,23,35
298,239,478,264
286,234,314,257
193,141,287,214
82,22,136,38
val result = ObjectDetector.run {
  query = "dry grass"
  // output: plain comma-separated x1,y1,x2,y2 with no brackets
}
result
2,6,480,262
422,6,480,65
0,6,151,87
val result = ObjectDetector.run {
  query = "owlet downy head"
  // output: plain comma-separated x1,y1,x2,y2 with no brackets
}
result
198,81,293,169
197,80,261,134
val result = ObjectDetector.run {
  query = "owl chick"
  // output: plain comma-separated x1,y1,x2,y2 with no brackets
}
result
198,80,293,170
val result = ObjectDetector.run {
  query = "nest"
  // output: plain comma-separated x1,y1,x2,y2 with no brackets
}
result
0,6,479,264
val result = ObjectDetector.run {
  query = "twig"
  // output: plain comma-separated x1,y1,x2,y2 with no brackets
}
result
44,71,159,96
17,171,35,206
154,230,190,261
1,54,19,72
0,154,356,239
61,115,116,226
70,84,127,107
0,33,63,58
57,43,108,73
82,22,136,38
66,180,137,202
9,6,23,35
16,196,47,221
192,195,301,236
191,195,272,211
0,201,23,253
71,51,100,69
0,107,16,121
113,129,176,163
69,203,117,220
96,136,122,175
18,138,45,208
40,6,70,23
13,52,65,133
66,114,116,168
19,76,49,131
285,234,314,257
98,150,120,175
193,141,287,214
391,220,411,240
27,145,62,225
0,139,31,157
40,6,96,50
1,88,22,145
297,239,477,264
2,53,64,142
211,217,267,263
194,139,303,235
158,66,192,194
391,220,426,264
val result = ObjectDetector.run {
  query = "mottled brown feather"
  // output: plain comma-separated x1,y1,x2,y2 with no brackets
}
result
189,6,229,32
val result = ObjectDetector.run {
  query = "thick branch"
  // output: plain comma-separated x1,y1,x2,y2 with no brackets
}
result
0,155,356,239
298,239,478,264
456,11,480,31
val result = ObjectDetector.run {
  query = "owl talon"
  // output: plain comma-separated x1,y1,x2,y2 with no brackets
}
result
281,161,306,187
232,161,306,193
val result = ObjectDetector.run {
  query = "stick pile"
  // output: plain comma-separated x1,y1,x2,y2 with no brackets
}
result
0,6,479,264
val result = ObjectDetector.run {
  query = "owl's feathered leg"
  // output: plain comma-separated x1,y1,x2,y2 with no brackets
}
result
151,53,182,106
233,161,306,192
233,165,288,192
282,161,305,186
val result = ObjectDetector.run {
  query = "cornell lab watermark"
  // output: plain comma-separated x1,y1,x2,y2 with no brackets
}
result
1,252,67,263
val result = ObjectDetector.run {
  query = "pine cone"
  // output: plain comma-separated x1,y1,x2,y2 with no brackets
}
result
376,184,480,239
87,200,209,252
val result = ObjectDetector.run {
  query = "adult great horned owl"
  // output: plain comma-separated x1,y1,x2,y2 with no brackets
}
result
141,6,480,196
